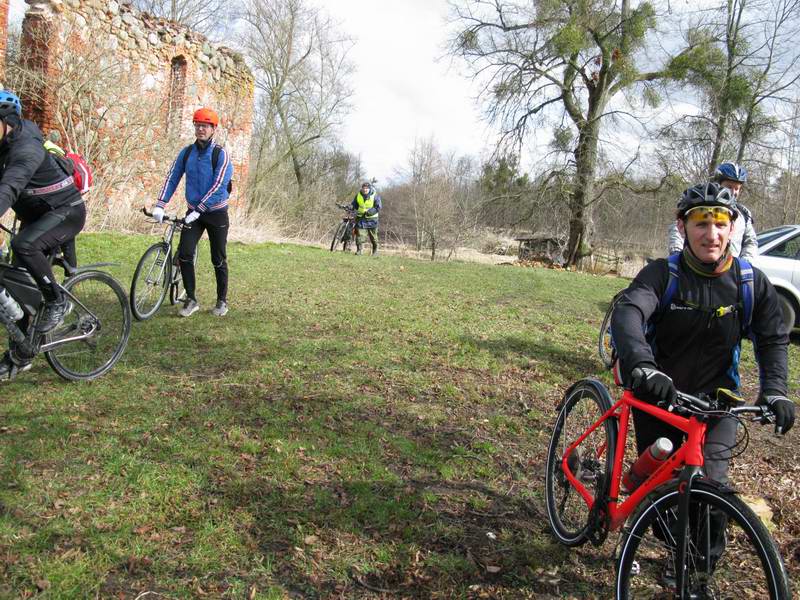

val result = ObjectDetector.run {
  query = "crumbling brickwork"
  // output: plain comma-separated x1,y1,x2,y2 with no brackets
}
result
17,0,254,213
0,0,8,83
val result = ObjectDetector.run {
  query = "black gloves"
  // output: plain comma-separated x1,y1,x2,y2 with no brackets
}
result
757,395,796,435
631,366,677,406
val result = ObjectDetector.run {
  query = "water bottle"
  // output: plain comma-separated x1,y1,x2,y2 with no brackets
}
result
622,437,673,493
0,287,23,324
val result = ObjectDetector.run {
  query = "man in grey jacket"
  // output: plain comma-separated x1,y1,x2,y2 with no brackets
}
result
668,162,757,260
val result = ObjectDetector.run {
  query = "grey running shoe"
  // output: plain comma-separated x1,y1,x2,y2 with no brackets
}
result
179,298,200,317
211,301,228,317
37,297,69,332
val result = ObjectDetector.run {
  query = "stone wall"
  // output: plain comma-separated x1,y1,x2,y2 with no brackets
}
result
17,0,254,217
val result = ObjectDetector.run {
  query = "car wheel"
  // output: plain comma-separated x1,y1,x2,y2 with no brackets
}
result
777,293,796,334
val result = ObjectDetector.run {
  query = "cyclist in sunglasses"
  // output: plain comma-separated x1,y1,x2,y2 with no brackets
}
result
668,161,756,259
611,181,792,581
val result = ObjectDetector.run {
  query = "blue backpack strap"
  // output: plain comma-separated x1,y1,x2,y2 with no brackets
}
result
660,253,682,311
737,257,755,336
180,144,194,173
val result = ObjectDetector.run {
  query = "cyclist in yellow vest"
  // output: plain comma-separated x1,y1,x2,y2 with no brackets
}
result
350,181,381,256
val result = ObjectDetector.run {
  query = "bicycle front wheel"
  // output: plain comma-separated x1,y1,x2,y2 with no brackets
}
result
545,380,616,546
130,243,170,320
616,479,790,599
330,222,346,252
45,270,132,381
598,291,623,369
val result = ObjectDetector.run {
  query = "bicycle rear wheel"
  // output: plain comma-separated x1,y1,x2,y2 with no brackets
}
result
130,242,170,320
545,380,616,546
169,246,195,305
598,291,623,369
169,254,184,305
330,222,347,252
616,480,790,599
45,270,131,381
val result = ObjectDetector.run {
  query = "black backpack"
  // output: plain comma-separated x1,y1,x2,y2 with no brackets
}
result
181,143,232,194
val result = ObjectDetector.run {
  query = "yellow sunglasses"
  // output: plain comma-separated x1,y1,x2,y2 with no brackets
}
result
685,206,734,225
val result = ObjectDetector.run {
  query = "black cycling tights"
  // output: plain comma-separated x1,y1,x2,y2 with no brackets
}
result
12,202,86,302
178,209,229,303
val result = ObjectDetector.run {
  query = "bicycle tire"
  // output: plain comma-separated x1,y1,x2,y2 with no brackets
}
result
330,222,346,252
169,254,184,306
545,379,616,546
598,291,624,369
616,479,790,599
45,270,132,381
130,242,170,321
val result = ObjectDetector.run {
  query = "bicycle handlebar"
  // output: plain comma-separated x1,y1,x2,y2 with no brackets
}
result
630,367,775,423
141,207,185,225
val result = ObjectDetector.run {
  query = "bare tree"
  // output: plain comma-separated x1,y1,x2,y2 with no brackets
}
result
400,138,481,260
132,0,238,39
241,0,353,192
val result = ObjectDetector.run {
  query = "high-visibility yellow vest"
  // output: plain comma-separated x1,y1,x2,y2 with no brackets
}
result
356,192,378,219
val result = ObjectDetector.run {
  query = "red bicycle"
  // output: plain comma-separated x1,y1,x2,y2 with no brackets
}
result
545,372,791,598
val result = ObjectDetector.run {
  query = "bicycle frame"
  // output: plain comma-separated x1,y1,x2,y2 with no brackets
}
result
562,390,706,531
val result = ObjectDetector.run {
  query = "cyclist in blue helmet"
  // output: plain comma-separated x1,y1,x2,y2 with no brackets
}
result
668,161,757,260
0,90,87,380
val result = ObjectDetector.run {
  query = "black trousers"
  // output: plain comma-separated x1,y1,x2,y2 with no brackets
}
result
12,202,86,302
178,209,229,303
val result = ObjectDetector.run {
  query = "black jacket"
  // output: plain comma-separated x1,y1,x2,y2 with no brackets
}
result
0,119,80,222
611,255,788,397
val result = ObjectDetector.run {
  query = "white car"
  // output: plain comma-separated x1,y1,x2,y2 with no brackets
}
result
750,225,800,333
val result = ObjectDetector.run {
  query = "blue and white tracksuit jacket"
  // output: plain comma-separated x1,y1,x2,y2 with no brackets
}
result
156,141,233,213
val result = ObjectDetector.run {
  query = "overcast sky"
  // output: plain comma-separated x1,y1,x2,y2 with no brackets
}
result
6,0,492,182
316,0,491,183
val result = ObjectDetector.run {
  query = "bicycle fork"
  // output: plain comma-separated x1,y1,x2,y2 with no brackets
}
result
675,465,703,599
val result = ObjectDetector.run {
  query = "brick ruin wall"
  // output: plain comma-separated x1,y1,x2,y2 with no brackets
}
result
7,0,254,221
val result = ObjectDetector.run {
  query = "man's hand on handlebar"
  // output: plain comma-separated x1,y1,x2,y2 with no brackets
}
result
757,395,795,435
151,206,165,223
631,366,677,407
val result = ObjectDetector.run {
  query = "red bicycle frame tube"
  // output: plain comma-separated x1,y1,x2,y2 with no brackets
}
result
561,390,708,531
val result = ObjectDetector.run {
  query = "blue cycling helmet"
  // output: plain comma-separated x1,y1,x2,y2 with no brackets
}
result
714,161,747,184
677,182,738,220
0,91,22,120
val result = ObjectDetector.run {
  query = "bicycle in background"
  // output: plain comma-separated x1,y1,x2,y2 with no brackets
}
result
545,372,791,598
130,208,193,321
0,222,131,381
330,204,357,252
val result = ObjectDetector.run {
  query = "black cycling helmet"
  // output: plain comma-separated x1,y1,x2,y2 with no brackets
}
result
0,90,22,120
677,182,738,220
713,161,747,184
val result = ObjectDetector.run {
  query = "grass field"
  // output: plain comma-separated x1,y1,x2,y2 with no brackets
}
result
0,233,798,598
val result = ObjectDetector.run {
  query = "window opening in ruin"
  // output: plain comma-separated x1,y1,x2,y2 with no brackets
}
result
167,56,187,135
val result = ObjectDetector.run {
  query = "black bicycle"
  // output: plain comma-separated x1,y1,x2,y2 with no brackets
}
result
130,208,193,321
0,222,131,381
330,204,356,252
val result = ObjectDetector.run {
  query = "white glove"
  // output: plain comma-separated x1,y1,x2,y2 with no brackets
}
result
152,206,165,223
185,210,200,224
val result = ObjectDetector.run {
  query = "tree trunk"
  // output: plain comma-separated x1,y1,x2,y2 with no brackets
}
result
565,118,600,266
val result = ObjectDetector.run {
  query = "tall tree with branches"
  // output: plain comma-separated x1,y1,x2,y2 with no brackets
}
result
449,0,705,265
241,0,353,192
